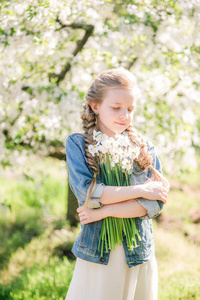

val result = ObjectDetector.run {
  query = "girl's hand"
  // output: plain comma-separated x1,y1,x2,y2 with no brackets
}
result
139,180,169,204
77,206,106,225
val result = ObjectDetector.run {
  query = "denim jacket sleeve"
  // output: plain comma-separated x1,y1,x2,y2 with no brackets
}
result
65,134,104,207
137,140,164,220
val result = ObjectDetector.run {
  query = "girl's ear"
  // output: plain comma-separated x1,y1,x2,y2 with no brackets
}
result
90,102,99,114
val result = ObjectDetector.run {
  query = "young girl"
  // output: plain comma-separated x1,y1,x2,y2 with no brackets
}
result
65,68,169,300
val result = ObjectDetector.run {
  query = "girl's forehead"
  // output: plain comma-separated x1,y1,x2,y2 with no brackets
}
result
103,88,136,104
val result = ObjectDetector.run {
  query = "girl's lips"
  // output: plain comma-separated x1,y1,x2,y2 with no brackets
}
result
115,122,126,126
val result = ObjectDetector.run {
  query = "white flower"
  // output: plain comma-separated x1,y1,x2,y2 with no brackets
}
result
88,144,99,156
109,154,120,168
103,137,115,148
110,157,115,168
118,149,126,160
93,130,103,143
100,138,117,155
122,159,132,173
112,154,120,164
98,144,107,154
127,146,140,160
115,133,131,147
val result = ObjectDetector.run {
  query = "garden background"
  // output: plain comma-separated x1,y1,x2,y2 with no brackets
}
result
0,0,200,299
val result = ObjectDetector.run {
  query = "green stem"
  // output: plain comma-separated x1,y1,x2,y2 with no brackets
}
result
106,217,111,250
97,153,142,255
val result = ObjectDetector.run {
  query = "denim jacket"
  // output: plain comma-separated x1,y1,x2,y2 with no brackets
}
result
65,133,164,268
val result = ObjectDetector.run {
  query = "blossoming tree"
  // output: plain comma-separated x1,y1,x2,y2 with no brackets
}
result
0,1,200,223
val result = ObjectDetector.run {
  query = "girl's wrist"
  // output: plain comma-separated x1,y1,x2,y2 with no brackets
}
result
132,185,143,199
101,205,112,218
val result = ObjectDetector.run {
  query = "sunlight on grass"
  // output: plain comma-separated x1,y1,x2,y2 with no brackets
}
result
0,156,67,217
0,221,78,299
154,225,200,300
164,190,200,221
0,155,200,299
0,221,78,285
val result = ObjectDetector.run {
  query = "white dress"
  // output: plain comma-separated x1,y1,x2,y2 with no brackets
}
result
65,244,158,300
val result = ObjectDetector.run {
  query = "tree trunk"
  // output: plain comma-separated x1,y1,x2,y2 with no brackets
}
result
66,178,79,227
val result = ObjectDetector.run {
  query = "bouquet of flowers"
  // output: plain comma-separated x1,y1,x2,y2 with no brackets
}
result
87,130,142,257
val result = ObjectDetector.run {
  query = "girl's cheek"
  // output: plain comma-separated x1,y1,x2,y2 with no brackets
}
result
109,110,118,117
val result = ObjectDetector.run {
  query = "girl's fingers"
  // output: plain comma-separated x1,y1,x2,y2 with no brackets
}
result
152,171,170,189
79,216,87,222
78,211,87,218
81,220,88,225
145,178,153,183
78,213,83,219
161,193,168,204
77,206,84,213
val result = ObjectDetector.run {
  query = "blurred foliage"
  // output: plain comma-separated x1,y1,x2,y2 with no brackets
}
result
0,0,200,173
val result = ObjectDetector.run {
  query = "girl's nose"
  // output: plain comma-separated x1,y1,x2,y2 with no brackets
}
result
120,109,128,120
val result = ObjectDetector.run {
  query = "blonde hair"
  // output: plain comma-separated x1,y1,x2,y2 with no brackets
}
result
81,68,163,208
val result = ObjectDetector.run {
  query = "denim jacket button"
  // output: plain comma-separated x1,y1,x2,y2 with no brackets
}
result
100,257,106,262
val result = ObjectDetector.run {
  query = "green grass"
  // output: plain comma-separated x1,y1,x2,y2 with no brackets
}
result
2,258,75,300
0,155,200,299
155,226,200,300
164,189,199,221
0,156,76,299
154,162,200,299
0,226,76,300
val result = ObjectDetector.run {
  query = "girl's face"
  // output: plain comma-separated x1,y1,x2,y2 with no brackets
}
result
91,88,136,137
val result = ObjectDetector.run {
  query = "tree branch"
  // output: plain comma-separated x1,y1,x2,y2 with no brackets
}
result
48,146,66,160
49,18,94,84
127,57,138,70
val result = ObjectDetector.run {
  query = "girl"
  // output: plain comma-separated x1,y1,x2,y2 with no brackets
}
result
65,68,169,300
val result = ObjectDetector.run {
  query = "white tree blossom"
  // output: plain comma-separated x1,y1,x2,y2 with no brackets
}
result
0,0,200,174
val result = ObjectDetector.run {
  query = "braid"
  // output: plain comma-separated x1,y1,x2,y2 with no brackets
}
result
81,103,99,208
126,125,169,187
126,125,153,170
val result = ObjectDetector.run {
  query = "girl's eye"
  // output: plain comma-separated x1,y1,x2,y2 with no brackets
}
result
112,107,134,112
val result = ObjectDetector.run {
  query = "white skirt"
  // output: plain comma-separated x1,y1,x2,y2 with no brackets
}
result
65,244,158,300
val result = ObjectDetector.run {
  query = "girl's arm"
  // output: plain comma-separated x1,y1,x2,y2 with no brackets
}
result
99,179,168,205
77,200,148,225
